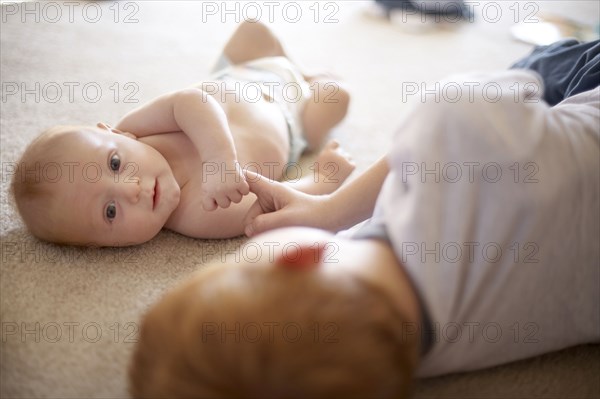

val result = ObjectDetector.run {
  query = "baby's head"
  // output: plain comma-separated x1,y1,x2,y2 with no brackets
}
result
11,124,180,246
130,228,420,398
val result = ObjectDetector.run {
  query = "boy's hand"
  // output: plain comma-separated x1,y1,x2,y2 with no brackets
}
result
201,162,250,211
243,171,329,237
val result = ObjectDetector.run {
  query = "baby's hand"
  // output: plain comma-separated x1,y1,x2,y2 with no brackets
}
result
201,161,250,211
243,170,329,237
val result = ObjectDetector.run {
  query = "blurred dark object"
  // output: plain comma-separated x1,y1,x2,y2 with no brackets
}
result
511,39,599,106
375,0,473,20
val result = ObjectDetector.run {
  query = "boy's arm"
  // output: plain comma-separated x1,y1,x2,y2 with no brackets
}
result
324,155,389,230
114,89,249,210
243,156,390,236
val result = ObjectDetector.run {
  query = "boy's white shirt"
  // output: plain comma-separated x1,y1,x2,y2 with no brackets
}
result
373,70,599,377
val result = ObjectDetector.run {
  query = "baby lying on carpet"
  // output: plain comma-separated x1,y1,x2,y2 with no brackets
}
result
10,21,354,246
129,40,599,397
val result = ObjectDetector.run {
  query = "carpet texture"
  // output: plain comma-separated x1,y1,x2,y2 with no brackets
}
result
1,1,598,398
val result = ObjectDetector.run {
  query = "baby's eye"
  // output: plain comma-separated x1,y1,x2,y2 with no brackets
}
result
106,202,117,221
109,154,121,172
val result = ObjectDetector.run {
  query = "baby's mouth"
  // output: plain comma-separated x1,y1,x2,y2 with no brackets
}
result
153,179,159,210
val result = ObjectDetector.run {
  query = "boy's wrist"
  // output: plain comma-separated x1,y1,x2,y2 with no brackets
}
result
315,193,343,232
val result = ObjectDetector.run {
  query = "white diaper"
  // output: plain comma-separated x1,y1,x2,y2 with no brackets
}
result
211,55,310,163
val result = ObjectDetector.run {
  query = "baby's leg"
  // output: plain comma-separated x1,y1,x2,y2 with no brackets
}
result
301,77,350,151
285,140,355,195
222,21,351,151
223,21,287,65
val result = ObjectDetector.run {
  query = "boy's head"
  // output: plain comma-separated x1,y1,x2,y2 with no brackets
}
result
130,228,420,398
11,124,180,246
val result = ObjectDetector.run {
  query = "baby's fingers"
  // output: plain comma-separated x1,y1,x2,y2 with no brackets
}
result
228,190,243,204
202,196,218,211
215,193,232,209
238,179,250,196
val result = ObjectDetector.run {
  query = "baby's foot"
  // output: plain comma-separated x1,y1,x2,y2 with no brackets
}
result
313,140,356,191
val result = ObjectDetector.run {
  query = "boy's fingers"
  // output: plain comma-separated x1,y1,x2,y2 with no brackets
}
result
242,170,299,236
243,186,284,236
244,170,293,209
243,200,264,236
246,214,268,237
245,211,287,237
243,170,276,197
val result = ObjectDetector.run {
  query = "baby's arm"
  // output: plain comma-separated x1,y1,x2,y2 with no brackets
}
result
115,89,249,210
243,156,389,236
167,191,260,239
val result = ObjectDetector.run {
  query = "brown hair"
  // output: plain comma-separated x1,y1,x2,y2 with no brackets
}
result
130,263,418,398
10,126,80,243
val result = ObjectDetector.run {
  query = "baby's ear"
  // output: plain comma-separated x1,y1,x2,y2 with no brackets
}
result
119,132,138,140
275,242,326,270
96,122,114,132
96,122,137,140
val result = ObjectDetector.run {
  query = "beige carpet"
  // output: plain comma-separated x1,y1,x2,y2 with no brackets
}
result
1,1,599,398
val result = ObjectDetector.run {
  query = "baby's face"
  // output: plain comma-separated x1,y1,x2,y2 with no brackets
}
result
50,127,180,246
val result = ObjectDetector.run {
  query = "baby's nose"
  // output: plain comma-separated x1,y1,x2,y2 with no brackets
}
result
122,176,141,204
